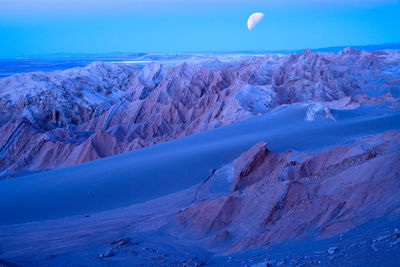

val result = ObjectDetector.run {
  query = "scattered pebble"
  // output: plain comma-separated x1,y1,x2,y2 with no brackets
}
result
371,244,378,251
99,249,115,258
395,229,400,238
108,238,130,246
265,259,277,266
327,247,339,255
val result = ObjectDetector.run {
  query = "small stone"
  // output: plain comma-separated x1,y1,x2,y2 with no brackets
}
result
84,214,90,218
99,249,115,258
371,244,378,251
228,256,232,260
339,234,344,240
327,247,338,255
46,255,56,259
265,259,277,266
108,238,130,246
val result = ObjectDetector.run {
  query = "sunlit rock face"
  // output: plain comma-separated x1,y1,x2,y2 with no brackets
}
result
0,49,399,178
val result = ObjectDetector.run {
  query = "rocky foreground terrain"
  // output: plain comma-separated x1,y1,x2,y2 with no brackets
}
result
1,48,399,178
1,130,399,266
0,48,399,266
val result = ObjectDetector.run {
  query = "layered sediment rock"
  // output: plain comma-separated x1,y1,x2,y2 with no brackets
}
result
1,49,399,177
177,130,400,252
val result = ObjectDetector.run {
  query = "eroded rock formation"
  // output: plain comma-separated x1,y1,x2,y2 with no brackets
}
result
1,49,399,177
177,130,400,252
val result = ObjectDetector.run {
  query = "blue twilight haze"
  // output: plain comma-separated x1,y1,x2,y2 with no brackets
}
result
0,0,399,57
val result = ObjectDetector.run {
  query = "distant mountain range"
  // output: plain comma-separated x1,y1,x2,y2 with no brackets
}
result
2,43,400,59
306,42,400,53
231,43,400,55
1,43,399,78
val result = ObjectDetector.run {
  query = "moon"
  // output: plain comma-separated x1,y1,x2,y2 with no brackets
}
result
247,12,264,31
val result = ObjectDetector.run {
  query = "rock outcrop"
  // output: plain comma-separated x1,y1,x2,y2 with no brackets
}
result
1,49,399,178
177,130,400,252
0,130,399,266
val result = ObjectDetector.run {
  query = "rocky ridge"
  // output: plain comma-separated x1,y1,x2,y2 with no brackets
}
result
1,49,399,177
176,130,400,253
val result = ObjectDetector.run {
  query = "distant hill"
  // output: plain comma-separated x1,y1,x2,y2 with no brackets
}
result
234,43,400,55
310,43,400,53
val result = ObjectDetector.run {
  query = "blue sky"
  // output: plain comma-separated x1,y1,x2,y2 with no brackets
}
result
0,0,399,57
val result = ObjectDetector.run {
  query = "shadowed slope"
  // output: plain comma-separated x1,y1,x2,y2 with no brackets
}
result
0,104,399,225
0,129,399,267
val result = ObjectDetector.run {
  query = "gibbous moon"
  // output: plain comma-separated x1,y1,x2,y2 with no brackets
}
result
247,12,264,31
